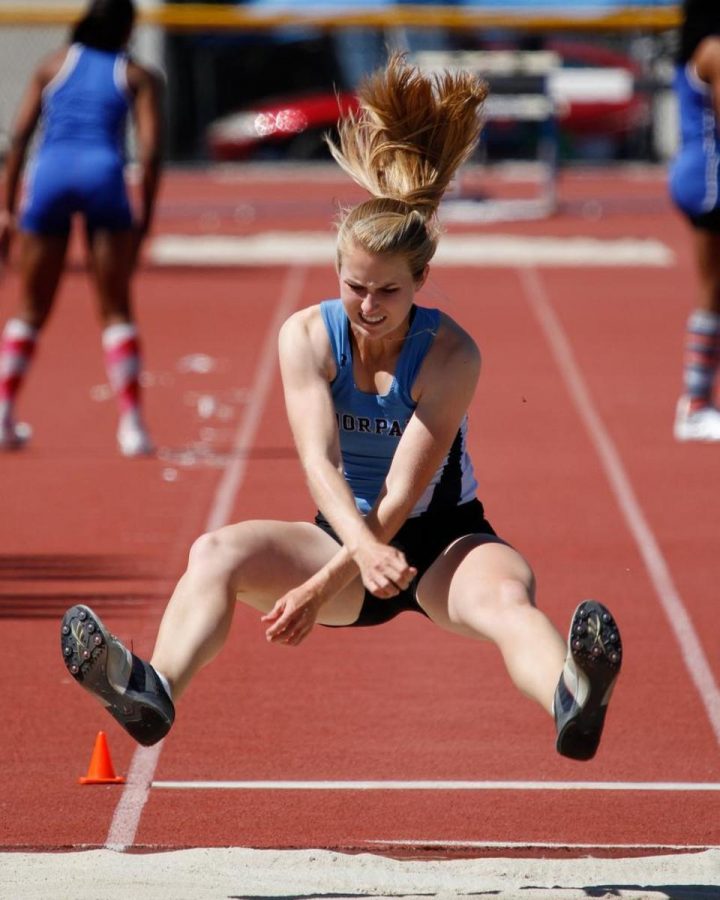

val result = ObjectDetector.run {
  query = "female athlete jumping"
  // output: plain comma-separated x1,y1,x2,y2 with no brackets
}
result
61,54,622,761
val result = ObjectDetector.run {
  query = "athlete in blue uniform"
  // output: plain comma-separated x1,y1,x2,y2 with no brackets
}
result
669,0,720,440
60,55,622,761
0,0,162,455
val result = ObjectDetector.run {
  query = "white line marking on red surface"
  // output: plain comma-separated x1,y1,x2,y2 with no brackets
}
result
520,265,720,745
150,780,720,791
150,233,673,268
105,266,308,852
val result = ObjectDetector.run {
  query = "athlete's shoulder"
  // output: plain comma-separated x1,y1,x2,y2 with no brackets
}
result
279,304,330,353
413,309,480,400
434,310,480,365
694,36,720,86
279,304,335,379
126,58,165,95
281,302,324,334
34,47,72,88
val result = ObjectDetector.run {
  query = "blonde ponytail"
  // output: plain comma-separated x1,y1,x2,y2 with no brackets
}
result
327,53,488,276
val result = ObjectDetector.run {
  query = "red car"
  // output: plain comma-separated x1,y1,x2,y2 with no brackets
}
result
206,40,652,162
208,91,359,161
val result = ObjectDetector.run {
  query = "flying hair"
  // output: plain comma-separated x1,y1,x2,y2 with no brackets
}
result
326,53,488,276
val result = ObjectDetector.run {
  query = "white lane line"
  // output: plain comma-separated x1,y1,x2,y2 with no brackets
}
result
105,265,308,852
151,780,720,791
105,743,163,851
150,233,673,268
519,266,720,745
205,263,307,532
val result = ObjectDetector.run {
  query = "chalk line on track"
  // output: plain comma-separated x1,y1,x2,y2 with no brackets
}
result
150,233,674,268
519,266,720,746
104,265,308,852
151,779,720,791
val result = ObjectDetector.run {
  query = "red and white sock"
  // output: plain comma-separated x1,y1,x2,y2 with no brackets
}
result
683,309,720,412
0,318,38,425
102,322,143,417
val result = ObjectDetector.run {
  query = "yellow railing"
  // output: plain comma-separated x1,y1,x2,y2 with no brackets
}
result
0,3,681,32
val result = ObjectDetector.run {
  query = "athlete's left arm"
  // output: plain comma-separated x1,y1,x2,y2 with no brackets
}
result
367,315,481,535
695,36,720,124
127,62,164,240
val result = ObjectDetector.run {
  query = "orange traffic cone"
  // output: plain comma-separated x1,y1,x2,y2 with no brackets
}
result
78,731,126,785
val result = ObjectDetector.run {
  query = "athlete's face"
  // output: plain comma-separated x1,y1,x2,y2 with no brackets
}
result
339,244,428,342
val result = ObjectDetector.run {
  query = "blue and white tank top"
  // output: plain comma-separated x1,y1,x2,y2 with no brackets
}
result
670,62,720,214
37,44,130,156
320,299,478,517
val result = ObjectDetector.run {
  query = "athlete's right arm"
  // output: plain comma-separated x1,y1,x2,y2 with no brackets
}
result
0,58,50,260
278,307,415,599
279,307,371,552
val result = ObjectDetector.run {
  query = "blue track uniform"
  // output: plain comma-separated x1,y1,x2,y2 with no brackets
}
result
320,298,478,516
669,61,720,228
20,44,133,235
316,299,493,625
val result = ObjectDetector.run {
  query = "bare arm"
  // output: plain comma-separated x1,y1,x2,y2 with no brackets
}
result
278,308,411,596
368,314,481,539
694,36,720,125
0,55,54,260
127,61,164,237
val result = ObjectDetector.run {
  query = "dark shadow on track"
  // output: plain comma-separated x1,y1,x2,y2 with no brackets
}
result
229,887,720,900
0,553,167,618
531,885,720,899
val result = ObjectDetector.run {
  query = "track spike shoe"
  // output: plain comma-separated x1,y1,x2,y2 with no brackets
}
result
61,604,174,747
554,599,622,761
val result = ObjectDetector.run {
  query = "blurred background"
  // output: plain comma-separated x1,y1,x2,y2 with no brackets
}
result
0,1,680,173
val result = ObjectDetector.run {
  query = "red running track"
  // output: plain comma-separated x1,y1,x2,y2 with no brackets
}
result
0,166,718,855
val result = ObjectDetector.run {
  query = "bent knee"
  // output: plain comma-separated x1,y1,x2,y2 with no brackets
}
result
187,527,243,576
447,575,536,635
496,575,536,609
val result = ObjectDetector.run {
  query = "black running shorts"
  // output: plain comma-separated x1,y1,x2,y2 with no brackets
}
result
687,207,720,233
314,498,496,627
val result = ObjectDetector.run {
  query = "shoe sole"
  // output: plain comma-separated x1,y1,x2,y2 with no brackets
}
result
556,600,622,761
674,430,720,442
61,604,172,746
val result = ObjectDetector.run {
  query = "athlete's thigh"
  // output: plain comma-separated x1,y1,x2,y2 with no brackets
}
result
218,519,365,626
86,228,134,318
694,228,720,298
416,534,535,636
18,231,69,322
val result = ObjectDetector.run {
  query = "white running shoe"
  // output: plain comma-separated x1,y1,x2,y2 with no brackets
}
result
674,397,720,442
117,413,154,457
0,419,32,450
